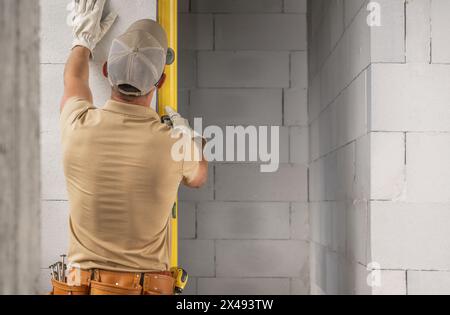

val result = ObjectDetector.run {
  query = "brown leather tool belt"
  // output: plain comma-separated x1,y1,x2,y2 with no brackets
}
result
51,268,175,295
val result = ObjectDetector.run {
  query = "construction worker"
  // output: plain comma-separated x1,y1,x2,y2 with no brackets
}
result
51,0,208,295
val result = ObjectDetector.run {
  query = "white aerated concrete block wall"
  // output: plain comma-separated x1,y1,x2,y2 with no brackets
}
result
178,0,309,295
369,0,450,295
309,0,450,295
39,0,157,294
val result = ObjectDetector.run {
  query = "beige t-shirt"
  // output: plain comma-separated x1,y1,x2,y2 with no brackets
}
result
60,98,199,272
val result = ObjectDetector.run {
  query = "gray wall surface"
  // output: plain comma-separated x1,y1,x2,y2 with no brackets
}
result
178,0,309,295
0,0,40,294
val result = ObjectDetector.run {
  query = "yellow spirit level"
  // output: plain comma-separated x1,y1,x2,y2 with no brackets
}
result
157,0,178,269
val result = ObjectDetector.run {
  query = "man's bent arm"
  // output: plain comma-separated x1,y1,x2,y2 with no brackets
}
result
184,155,208,189
60,46,93,111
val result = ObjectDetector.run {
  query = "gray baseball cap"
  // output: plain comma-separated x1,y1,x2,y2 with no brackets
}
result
107,19,168,96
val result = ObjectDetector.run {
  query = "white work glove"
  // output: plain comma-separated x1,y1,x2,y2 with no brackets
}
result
165,107,204,141
70,0,117,54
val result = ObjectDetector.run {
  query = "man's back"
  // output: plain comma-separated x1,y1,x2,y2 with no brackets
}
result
60,98,198,272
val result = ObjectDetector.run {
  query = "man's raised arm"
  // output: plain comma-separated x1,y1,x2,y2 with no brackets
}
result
61,46,93,110
60,0,117,111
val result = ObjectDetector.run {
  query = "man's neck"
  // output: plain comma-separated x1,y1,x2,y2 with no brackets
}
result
111,95,150,108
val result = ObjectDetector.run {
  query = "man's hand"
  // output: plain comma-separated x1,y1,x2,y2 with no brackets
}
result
165,107,192,137
165,107,205,142
71,0,117,54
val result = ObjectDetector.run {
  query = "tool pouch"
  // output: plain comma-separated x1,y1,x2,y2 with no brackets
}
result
90,281,142,295
51,279,89,295
142,273,175,295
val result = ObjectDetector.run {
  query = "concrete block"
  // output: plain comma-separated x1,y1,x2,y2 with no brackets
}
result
309,202,333,247
408,271,450,295
291,203,309,240
291,52,308,89
190,89,283,126
406,133,450,202
40,0,157,64
328,0,345,49
215,14,307,51
406,0,431,63
38,268,53,294
284,88,308,126
324,152,339,202
308,76,321,123
335,70,368,147
310,203,348,257
40,0,74,64
371,202,450,270
373,270,407,295
346,201,368,264
371,132,406,201
41,131,68,201
179,164,214,201
333,2,371,95
370,0,405,63
198,278,290,295
198,51,290,88
331,201,347,253
309,0,328,37
216,240,309,277
178,90,190,118
215,165,308,201
291,277,310,294
182,277,197,295
280,127,291,164
179,201,196,239
197,202,290,239
179,240,215,277
310,243,326,295
431,0,450,63
336,142,355,201
354,134,370,200
284,0,307,13
344,3,371,80
179,50,197,89
311,103,338,159
310,245,349,294
179,14,213,50
191,0,283,13
309,118,320,162
41,65,64,133
40,201,70,268
290,127,309,165
178,0,190,13
309,160,323,202
344,0,367,27
353,261,373,295
371,63,450,132
325,251,339,294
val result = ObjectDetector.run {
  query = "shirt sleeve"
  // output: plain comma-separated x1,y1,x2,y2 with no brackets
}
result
182,138,201,184
60,97,93,130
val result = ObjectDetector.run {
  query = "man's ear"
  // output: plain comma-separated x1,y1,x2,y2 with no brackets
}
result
155,73,166,90
102,62,108,78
